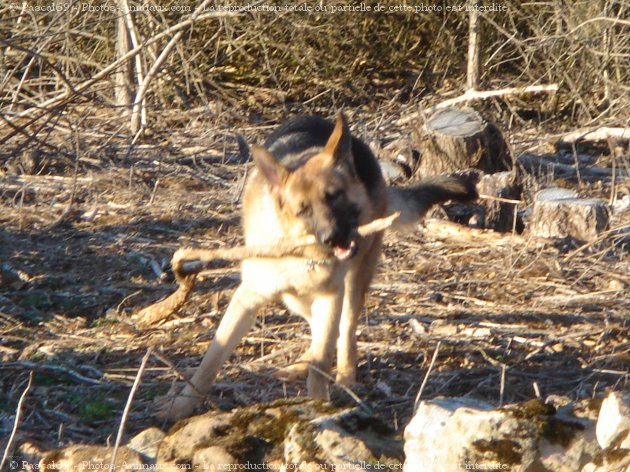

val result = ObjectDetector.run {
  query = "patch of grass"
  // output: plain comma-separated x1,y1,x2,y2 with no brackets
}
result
66,392,117,422
20,291,50,309
79,401,113,421
15,290,97,318
143,386,169,402
35,373,59,386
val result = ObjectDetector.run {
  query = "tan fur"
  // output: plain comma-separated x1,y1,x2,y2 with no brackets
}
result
162,115,386,421
160,112,476,421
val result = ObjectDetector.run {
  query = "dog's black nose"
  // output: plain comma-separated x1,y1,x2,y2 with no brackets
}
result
317,228,337,247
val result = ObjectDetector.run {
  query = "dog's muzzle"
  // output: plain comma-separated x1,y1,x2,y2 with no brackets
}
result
332,240,358,261
318,228,359,261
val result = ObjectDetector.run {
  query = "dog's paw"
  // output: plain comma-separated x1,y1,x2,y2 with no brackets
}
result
155,391,198,423
335,370,357,387
274,361,310,381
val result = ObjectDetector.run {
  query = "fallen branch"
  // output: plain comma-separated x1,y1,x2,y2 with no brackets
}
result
1,361,102,385
0,372,33,471
135,212,399,326
517,154,628,180
134,275,197,327
559,127,630,144
110,347,152,470
421,218,551,248
432,84,559,112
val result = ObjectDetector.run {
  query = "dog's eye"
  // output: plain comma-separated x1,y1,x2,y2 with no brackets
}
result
325,189,345,203
296,202,311,217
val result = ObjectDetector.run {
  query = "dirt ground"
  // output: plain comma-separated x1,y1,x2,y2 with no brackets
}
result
0,110,628,449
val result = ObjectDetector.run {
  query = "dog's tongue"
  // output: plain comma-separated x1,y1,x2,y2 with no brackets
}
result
333,240,357,261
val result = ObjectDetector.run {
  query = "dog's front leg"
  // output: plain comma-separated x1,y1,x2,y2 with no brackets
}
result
336,238,382,386
307,291,343,400
336,285,363,386
162,283,266,421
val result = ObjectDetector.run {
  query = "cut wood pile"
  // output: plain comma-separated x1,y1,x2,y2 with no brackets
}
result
375,110,627,250
392,108,629,246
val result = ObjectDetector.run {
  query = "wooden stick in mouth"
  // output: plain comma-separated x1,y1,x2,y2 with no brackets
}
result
173,212,400,278
135,212,399,326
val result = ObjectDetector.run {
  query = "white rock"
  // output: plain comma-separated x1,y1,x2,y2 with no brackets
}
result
535,397,600,471
538,413,599,471
404,397,599,472
378,159,408,183
192,446,236,471
611,194,630,213
404,397,522,471
157,412,232,463
284,408,402,469
596,392,630,449
127,427,165,463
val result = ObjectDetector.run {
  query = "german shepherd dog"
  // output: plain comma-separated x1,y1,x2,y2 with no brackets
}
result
164,112,476,420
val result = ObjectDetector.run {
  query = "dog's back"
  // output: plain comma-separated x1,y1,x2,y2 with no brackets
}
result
264,115,386,201
259,115,477,228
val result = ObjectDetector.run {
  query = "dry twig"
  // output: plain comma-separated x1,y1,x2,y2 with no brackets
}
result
560,127,630,144
109,348,152,470
414,341,441,411
0,372,33,471
1,361,102,385
397,84,559,125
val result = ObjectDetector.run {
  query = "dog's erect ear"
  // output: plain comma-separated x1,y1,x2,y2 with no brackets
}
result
252,145,286,189
322,111,353,169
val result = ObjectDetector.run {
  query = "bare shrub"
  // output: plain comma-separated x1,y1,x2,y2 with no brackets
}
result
1,0,629,147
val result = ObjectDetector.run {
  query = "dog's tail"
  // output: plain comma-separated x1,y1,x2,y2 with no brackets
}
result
387,173,478,229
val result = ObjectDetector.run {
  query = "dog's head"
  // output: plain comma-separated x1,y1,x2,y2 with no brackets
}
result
252,113,362,260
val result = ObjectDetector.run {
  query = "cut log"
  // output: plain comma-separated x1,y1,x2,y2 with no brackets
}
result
476,171,522,232
413,107,511,178
535,187,577,202
517,153,628,182
559,127,630,145
528,189,610,241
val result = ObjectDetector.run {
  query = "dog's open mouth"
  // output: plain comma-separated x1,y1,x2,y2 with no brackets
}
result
332,240,358,261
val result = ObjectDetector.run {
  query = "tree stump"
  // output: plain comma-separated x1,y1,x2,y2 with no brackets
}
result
413,107,511,178
528,188,610,241
476,171,523,232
